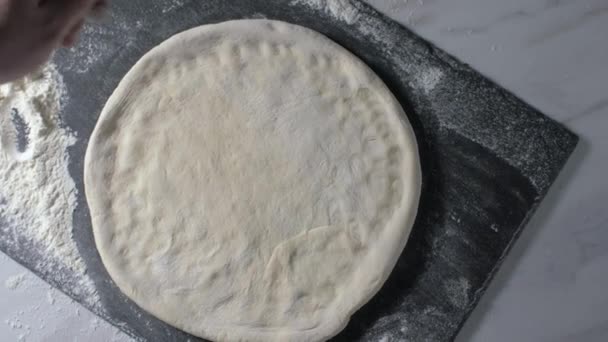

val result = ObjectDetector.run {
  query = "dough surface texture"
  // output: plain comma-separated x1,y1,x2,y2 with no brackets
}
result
85,19,421,342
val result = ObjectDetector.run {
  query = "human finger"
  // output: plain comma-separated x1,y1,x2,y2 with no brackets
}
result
41,0,96,27
38,0,96,46
62,19,84,47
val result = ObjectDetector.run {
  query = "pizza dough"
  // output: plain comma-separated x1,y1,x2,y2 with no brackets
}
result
85,20,421,342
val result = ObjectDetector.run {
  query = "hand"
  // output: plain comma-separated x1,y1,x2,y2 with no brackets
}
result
0,0,106,83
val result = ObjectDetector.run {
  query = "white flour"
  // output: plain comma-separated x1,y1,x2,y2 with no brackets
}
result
4,273,26,290
444,277,471,309
2,271,131,341
0,65,100,309
66,10,135,75
292,0,361,24
161,0,185,14
295,0,444,86
414,67,444,94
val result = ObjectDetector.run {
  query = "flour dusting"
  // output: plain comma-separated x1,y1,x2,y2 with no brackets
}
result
2,267,131,341
294,0,419,77
161,0,186,14
66,24,110,74
292,0,361,24
65,10,135,74
4,273,27,290
415,67,444,94
0,65,100,309
444,277,471,309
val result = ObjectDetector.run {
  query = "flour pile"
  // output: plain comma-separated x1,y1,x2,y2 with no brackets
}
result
0,65,99,308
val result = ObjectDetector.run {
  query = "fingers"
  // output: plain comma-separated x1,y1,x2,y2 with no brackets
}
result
90,0,108,18
44,0,96,25
38,0,102,46
62,19,84,47
62,1,109,46
84,0,108,24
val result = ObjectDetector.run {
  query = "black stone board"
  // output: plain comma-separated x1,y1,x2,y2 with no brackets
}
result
0,0,578,341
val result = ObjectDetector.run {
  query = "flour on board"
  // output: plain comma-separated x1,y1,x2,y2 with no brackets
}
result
293,0,417,75
0,65,100,309
292,0,361,24
414,67,444,94
444,277,471,309
161,0,186,14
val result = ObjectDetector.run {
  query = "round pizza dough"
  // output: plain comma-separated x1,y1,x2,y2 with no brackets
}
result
85,20,421,342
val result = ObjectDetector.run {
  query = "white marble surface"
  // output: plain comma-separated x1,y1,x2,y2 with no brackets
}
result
1,0,607,341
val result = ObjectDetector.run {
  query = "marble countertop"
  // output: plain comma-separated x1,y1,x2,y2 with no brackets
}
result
1,0,607,341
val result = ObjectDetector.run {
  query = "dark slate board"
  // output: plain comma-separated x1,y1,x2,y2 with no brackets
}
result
1,0,578,341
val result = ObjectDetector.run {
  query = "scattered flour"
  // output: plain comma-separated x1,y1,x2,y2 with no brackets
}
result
65,9,135,74
5,317,31,341
46,289,56,305
366,0,427,26
5,317,24,329
161,0,186,14
4,273,27,290
414,67,444,94
2,270,132,341
444,277,471,309
294,0,422,77
90,318,100,331
0,65,100,309
292,0,361,24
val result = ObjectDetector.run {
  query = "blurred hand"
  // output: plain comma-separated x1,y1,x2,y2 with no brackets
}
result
0,0,106,83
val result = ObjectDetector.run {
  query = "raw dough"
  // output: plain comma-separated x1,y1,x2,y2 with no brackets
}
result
85,20,421,342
